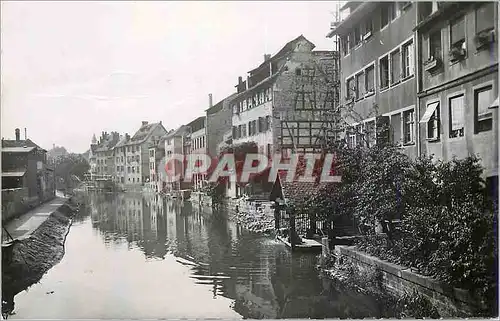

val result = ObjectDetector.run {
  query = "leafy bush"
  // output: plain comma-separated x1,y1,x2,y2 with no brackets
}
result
322,142,497,313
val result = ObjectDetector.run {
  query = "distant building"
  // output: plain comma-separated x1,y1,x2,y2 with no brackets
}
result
1,128,55,221
186,116,207,190
147,135,167,193
205,93,237,159
164,125,190,192
121,121,168,190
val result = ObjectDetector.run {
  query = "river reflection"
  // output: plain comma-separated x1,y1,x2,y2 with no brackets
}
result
12,192,394,319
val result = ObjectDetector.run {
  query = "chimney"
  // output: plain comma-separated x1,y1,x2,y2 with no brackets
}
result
15,128,20,141
238,76,243,85
208,93,213,108
264,54,271,62
142,121,148,126
24,128,27,140
125,133,130,141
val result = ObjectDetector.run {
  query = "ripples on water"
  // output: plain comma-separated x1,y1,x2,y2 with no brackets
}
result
11,192,395,319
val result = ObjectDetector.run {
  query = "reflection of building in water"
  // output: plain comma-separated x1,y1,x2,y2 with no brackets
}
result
165,200,178,241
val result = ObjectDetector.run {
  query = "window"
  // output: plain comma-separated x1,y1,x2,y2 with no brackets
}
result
347,127,356,148
342,35,349,56
475,3,495,34
380,56,389,89
258,117,264,133
355,124,364,146
242,124,247,137
450,16,465,48
265,115,271,131
355,73,364,100
449,94,465,138
474,85,494,133
346,77,355,99
242,99,247,111
421,101,440,140
381,4,390,28
402,40,414,78
429,30,442,60
295,68,302,76
117,166,119,172
363,18,373,39
365,65,375,93
403,109,415,144
128,166,131,173
391,113,402,144
354,25,361,46
247,97,253,109
238,125,243,138
365,121,376,147
389,2,399,20
390,49,401,84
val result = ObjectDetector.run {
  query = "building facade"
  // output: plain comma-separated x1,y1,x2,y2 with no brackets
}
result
1,128,55,221
120,121,168,190
164,125,190,192
206,93,237,159
328,2,418,156
186,116,207,190
328,1,498,191
415,2,498,185
230,35,339,158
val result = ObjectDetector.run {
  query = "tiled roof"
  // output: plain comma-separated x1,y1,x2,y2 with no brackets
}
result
130,122,165,144
248,35,314,74
114,135,129,148
273,172,335,204
205,93,238,114
165,125,189,139
95,133,120,152
2,139,42,150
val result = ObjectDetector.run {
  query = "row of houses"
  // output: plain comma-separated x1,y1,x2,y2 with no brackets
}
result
88,34,341,195
89,2,498,199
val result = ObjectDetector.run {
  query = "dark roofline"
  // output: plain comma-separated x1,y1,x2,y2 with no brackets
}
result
205,93,238,114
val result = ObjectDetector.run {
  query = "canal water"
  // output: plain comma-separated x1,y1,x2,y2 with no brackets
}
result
11,193,393,319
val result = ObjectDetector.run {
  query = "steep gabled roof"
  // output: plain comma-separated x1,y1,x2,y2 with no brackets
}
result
206,93,238,114
248,35,315,74
95,133,120,152
165,125,189,139
2,139,42,150
130,122,166,144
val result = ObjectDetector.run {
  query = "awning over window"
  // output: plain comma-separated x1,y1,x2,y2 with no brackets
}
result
420,102,439,123
489,97,498,109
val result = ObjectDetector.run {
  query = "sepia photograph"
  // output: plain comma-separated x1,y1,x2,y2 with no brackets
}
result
1,1,498,319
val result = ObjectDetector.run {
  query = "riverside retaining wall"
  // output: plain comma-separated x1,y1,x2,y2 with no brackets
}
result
332,245,487,317
2,199,80,316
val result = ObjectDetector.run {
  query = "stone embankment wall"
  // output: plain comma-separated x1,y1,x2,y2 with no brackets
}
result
1,188,50,222
2,198,80,314
331,245,486,317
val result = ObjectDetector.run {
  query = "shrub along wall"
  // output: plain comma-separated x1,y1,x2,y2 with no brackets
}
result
317,142,498,317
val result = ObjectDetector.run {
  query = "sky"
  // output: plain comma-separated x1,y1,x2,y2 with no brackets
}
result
1,1,342,153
